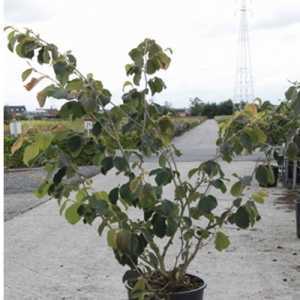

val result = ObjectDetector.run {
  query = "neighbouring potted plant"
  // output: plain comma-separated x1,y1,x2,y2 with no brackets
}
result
5,27,297,299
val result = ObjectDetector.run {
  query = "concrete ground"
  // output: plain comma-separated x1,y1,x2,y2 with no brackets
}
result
4,120,300,299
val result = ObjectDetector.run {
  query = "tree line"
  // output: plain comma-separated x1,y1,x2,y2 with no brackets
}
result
189,97,241,118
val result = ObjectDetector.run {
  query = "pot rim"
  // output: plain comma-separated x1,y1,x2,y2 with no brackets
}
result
126,273,207,296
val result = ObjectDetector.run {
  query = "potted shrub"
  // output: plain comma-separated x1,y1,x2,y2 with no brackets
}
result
5,27,286,299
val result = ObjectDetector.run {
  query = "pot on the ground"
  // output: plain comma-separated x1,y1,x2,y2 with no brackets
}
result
296,198,300,239
127,274,206,300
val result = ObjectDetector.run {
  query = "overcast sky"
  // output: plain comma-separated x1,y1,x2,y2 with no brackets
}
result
3,0,300,110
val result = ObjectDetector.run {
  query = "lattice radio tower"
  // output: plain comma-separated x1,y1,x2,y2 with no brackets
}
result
234,0,255,103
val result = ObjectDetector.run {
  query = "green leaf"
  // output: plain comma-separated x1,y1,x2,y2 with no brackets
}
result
36,89,47,108
151,213,166,238
65,203,81,224
101,156,114,174
35,133,53,151
230,181,244,197
158,154,167,168
107,229,118,249
91,122,102,137
198,195,217,213
79,94,98,113
233,198,242,208
158,116,174,142
153,168,173,186
59,101,86,120
109,187,119,204
114,156,128,172
215,231,230,251
23,143,40,165
166,217,178,236
285,86,296,100
67,135,83,156
235,206,250,229
200,160,221,178
252,190,268,204
34,182,50,198
148,77,166,96
253,127,267,144
139,184,157,209
122,81,134,92
188,168,199,178
21,68,33,81
37,47,50,64
53,167,67,184
211,179,227,193
255,165,270,187
158,200,178,217
53,61,72,83
66,79,83,91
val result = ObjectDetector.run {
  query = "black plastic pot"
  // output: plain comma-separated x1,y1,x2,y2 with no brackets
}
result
296,199,300,239
288,161,300,184
127,275,206,300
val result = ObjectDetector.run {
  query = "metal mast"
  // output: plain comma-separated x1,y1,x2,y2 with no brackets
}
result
234,0,254,103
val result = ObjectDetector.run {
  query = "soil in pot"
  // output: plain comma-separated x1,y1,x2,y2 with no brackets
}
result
127,272,206,300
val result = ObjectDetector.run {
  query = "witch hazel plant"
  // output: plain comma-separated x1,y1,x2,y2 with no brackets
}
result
6,26,271,299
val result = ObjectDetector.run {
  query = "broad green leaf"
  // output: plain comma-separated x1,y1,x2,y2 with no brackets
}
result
122,81,133,92
230,181,244,197
198,195,217,213
148,77,166,96
252,190,268,204
35,133,53,151
65,203,81,224
23,143,40,165
139,184,156,209
151,213,166,238
188,168,199,178
67,135,83,157
114,156,128,172
34,182,50,198
109,187,119,205
21,68,33,81
107,229,118,249
235,206,250,229
59,101,86,120
211,179,227,193
66,79,83,91
101,156,114,174
53,167,67,184
285,86,296,100
255,165,269,187
215,231,230,251
36,89,47,107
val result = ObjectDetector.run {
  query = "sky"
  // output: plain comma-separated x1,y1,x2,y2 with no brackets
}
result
3,0,300,110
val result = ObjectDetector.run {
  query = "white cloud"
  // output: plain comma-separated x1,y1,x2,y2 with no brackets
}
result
3,0,300,110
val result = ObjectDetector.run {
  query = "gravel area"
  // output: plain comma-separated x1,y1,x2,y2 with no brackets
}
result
4,166,101,195
4,161,300,299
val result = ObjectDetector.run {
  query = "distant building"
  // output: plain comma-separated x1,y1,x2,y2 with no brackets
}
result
29,108,59,119
174,108,191,117
4,105,27,117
